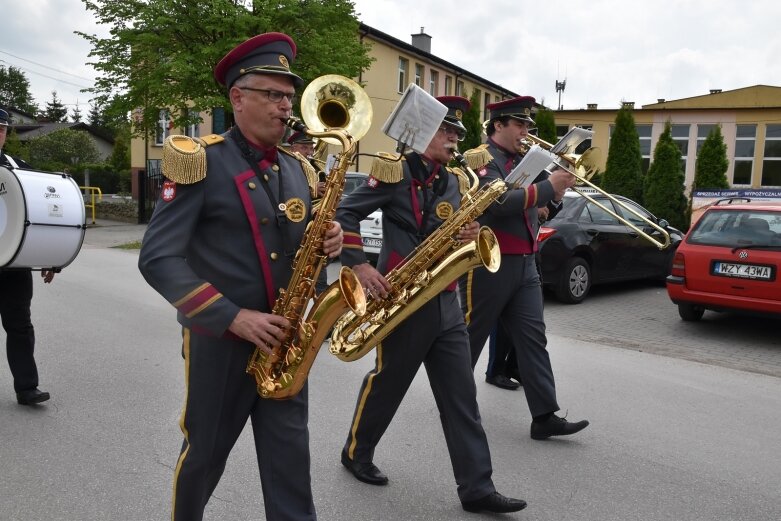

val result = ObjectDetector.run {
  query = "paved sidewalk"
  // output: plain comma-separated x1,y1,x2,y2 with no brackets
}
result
82,219,147,248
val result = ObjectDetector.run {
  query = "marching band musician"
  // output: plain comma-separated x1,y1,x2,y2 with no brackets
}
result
138,33,343,521
0,108,54,406
459,96,589,440
336,96,527,514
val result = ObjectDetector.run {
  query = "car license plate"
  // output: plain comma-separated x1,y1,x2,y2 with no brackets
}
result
363,237,382,248
712,261,773,280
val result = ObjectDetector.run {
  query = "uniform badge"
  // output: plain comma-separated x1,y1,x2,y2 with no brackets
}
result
435,202,454,220
367,176,379,189
162,180,177,201
477,167,488,177
279,55,289,69
283,197,306,222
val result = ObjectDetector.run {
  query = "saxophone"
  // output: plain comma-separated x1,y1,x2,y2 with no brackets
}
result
246,75,371,399
329,149,507,362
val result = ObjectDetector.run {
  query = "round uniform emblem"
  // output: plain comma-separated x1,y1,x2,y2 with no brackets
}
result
283,197,306,222
279,55,289,69
435,201,454,220
455,109,463,120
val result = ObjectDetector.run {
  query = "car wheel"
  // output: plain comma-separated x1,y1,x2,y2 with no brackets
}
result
678,303,705,321
555,257,591,304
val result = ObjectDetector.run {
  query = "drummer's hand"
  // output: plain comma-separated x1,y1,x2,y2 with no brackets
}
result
41,270,55,284
457,221,480,244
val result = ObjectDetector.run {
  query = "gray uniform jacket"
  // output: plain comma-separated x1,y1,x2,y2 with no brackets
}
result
338,154,464,276
474,138,556,254
138,134,313,338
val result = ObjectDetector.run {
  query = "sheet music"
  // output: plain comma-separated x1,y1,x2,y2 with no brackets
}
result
551,126,593,155
505,145,555,188
381,84,448,154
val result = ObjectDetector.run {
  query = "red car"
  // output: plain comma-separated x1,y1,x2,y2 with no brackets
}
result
666,198,781,321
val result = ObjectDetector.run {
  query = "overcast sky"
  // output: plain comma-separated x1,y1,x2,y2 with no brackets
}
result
2,0,780,114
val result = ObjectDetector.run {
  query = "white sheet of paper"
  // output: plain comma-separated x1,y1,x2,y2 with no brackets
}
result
505,145,554,188
381,84,448,154
551,127,593,155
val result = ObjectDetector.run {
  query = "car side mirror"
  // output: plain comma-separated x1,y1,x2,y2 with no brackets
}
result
658,219,669,228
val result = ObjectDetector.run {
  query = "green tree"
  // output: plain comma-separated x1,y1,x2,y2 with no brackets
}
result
460,88,483,151
644,121,688,231
78,0,373,137
26,128,100,172
692,125,729,191
71,103,84,123
0,65,38,114
1,127,28,160
41,91,69,122
602,105,643,202
534,106,556,144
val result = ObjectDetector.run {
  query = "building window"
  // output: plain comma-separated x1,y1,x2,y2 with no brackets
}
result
398,58,408,93
212,107,226,134
155,109,170,146
696,124,717,154
184,109,200,138
444,76,452,95
429,70,439,96
762,124,781,186
556,125,570,140
483,92,490,121
637,124,652,174
455,80,464,97
414,63,423,87
671,124,690,172
733,124,756,185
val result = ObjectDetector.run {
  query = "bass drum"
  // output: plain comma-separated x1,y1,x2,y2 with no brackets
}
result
0,165,86,269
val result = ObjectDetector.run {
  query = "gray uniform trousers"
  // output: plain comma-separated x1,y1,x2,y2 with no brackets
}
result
343,290,495,502
461,255,559,418
173,330,315,521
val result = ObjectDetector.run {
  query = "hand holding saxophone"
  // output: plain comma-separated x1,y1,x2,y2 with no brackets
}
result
228,309,291,352
352,262,392,299
322,220,344,258
457,221,480,244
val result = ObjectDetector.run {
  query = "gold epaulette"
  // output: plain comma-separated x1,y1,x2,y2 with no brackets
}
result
448,167,472,196
162,134,224,184
463,144,494,170
279,147,319,196
369,152,404,183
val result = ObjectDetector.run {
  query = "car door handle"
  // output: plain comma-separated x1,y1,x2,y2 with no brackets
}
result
585,228,599,236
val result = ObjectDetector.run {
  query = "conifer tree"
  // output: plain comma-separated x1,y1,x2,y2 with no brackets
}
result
71,103,83,123
41,91,68,122
644,121,688,231
602,105,643,202
692,125,729,191
534,106,556,144
461,88,483,152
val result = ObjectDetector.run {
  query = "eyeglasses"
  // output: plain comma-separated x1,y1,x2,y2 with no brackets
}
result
438,126,466,142
239,87,297,104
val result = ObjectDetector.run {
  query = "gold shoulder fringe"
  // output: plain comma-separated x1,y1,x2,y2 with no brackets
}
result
369,152,404,183
279,147,319,196
448,167,472,196
463,144,493,170
162,135,210,184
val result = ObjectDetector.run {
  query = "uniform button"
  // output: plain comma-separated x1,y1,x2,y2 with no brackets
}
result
270,252,279,260
248,182,256,190
272,165,280,172
260,217,269,225
263,174,269,181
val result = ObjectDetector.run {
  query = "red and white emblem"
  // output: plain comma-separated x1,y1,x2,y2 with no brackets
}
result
162,180,177,202
367,176,380,189
477,167,488,177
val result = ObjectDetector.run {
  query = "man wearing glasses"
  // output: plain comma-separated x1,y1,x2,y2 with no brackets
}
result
335,96,527,514
139,33,342,521
460,96,589,441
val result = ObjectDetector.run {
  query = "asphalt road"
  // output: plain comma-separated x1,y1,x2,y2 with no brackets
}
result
1,239,780,521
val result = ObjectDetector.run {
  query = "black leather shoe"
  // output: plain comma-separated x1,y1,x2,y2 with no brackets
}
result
16,388,50,405
504,370,523,386
341,450,388,485
530,414,589,440
485,374,520,390
462,491,527,513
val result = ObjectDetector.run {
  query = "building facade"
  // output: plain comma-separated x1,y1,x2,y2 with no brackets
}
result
552,85,781,190
130,23,519,191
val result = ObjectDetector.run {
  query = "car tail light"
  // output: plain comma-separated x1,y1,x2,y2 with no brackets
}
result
537,226,557,242
671,251,685,277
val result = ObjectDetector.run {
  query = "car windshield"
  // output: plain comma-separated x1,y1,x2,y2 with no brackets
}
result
688,209,781,248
